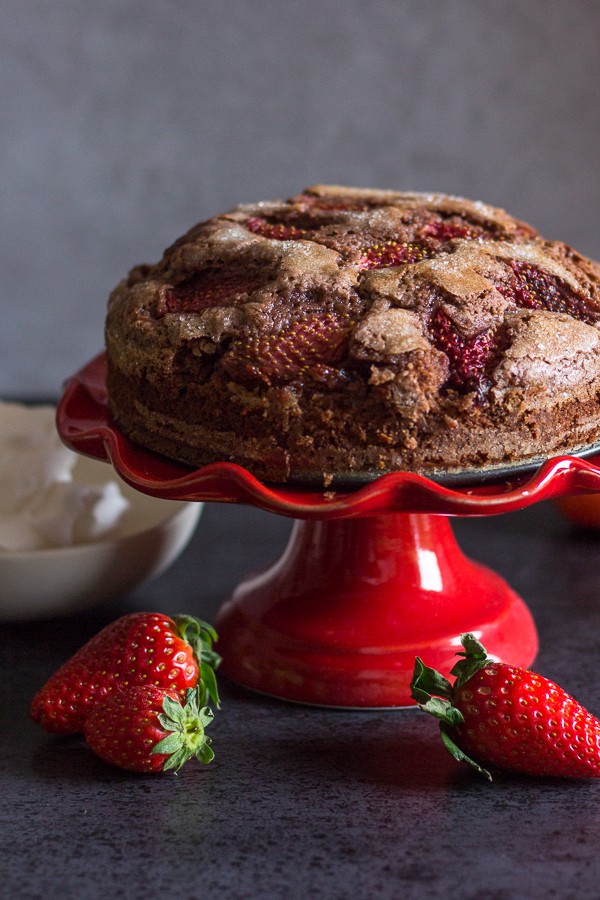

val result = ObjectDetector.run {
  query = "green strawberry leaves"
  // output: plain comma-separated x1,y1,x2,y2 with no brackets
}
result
410,634,493,781
174,614,222,709
439,723,492,782
153,685,215,772
410,656,464,728
410,657,454,703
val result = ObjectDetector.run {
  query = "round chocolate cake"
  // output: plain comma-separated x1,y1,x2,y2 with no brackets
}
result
105,185,600,484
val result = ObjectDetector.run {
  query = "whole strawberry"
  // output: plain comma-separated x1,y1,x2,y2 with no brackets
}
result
410,633,600,780
84,684,214,773
30,612,220,734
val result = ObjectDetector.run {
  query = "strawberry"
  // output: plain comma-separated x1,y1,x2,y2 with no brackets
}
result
155,268,264,317
419,219,484,244
357,219,489,271
84,684,215,774
410,633,600,780
245,216,307,241
223,312,352,387
428,307,507,396
498,260,600,325
30,612,220,734
358,240,427,270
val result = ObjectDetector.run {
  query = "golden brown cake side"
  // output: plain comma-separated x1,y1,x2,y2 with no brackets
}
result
105,186,600,483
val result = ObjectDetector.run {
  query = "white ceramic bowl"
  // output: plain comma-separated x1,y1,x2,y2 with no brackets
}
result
0,456,202,621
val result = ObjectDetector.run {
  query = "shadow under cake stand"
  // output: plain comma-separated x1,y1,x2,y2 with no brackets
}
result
57,354,600,708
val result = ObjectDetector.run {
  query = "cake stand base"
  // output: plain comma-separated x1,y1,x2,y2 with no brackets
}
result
216,511,538,707
61,355,600,709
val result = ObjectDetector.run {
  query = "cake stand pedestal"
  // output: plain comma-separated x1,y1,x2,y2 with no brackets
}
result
57,354,600,707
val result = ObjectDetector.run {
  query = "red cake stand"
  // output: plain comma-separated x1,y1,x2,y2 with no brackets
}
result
57,355,600,707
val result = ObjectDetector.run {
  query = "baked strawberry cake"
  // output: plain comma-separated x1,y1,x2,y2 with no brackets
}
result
104,185,600,484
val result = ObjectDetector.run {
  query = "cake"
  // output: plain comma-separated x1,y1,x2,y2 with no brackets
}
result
105,185,600,484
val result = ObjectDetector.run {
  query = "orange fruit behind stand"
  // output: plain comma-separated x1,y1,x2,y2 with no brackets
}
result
555,495,600,530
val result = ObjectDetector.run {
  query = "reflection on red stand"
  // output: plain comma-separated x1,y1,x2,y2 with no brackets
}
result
217,514,535,707
57,354,600,707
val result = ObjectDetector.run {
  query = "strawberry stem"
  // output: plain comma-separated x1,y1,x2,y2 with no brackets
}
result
450,633,491,688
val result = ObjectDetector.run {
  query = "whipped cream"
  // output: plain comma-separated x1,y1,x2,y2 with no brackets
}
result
0,401,130,552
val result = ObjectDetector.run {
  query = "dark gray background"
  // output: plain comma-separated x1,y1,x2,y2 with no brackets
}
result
3,8,600,893
2,0,600,396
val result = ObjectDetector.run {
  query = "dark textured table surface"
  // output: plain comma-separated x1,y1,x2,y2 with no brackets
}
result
3,498,600,899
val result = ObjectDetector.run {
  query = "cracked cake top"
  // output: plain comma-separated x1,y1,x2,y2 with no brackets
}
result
110,184,600,403
105,185,600,482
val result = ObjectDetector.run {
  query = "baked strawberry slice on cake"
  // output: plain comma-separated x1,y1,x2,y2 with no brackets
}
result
104,185,600,483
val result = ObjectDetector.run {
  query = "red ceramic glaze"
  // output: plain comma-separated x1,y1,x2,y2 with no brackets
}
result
216,515,537,707
56,355,600,706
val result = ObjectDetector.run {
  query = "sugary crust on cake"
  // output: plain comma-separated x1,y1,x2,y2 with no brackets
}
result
105,186,600,483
